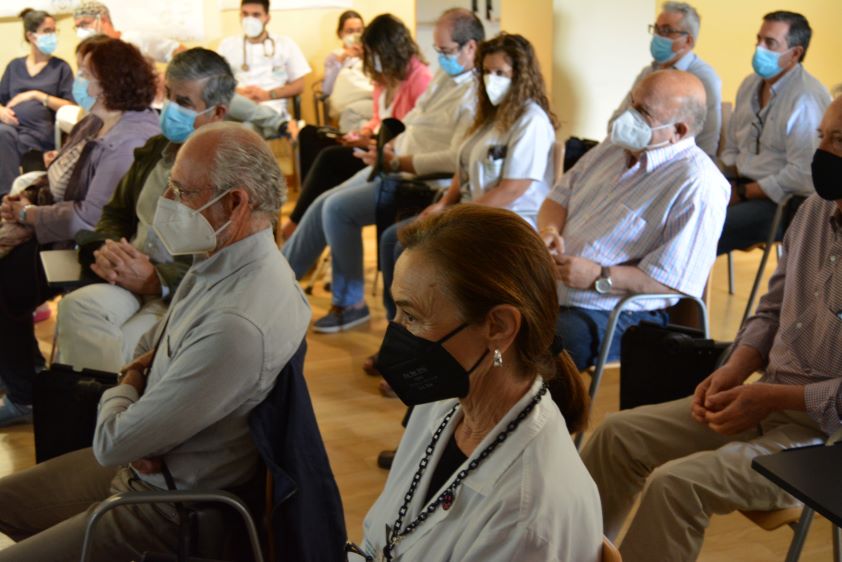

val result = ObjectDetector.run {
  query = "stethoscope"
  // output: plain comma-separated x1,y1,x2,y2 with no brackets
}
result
241,35,276,72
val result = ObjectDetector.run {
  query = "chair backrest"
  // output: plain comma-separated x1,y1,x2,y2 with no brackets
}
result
248,340,347,562
602,536,622,562
717,101,733,160
552,140,564,187
563,136,599,173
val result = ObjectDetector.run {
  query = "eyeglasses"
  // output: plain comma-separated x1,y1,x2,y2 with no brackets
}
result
166,178,214,202
433,44,463,56
648,24,688,38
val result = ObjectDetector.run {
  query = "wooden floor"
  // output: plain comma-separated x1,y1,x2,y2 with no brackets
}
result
0,202,835,560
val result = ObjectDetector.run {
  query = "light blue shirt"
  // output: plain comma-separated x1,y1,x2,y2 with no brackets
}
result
719,64,831,203
548,137,729,311
609,51,723,158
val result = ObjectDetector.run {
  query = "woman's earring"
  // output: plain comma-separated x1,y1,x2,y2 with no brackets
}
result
493,349,503,368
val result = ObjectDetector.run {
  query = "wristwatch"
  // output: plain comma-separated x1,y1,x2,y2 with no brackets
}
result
594,266,613,295
269,89,279,100
389,157,401,173
18,204,35,224
42,94,49,107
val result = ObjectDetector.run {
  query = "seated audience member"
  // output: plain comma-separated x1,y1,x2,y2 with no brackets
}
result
581,95,842,562
356,205,601,561
283,8,484,333
717,10,830,254
0,35,109,258
0,9,74,194
0,38,160,426
321,10,373,132
73,0,287,138
283,13,433,237
609,2,722,158
537,69,728,371
54,48,235,373
218,0,311,125
0,123,310,560
378,32,558,324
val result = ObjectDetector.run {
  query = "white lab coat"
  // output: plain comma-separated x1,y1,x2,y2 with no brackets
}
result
362,378,602,561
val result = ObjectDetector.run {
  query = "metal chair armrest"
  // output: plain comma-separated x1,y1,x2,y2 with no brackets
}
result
81,489,264,562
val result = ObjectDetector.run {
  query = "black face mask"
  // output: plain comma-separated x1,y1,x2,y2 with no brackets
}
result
374,322,489,406
811,149,842,201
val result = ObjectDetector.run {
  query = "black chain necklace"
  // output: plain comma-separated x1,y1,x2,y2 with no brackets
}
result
383,383,548,561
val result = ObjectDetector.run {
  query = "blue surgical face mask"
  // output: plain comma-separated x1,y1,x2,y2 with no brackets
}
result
437,51,465,76
72,76,96,112
752,45,789,80
649,34,675,64
159,101,215,144
35,33,58,56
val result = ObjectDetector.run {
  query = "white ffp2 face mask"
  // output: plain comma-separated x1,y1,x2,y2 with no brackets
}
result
610,108,674,152
484,73,512,106
152,190,232,256
242,16,264,38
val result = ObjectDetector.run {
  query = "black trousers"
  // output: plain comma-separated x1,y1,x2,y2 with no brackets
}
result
0,238,59,405
290,127,366,224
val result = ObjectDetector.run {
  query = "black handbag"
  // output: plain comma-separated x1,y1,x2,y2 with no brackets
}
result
32,364,117,463
619,322,730,410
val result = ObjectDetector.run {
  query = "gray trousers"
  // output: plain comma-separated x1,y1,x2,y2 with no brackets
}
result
580,395,825,562
0,448,179,561
226,94,287,139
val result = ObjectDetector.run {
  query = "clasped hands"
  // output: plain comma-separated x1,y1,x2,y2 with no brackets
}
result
91,238,161,295
0,193,31,223
691,365,772,435
541,228,602,290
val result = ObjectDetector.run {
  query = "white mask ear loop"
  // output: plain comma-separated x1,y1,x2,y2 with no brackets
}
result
647,122,676,149
193,188,234,234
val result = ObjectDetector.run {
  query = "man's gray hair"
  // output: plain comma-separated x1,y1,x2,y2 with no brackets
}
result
73,1,110,20
166,48,237,108
682,94,707,137
202,123,286,225
662,2,701,41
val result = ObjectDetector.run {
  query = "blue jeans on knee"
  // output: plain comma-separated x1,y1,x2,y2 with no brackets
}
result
717,199,779,255
556,306,669,371
281,166,380,308
380,217,415,320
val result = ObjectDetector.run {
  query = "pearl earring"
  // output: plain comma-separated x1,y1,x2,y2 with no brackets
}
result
493,349,503,367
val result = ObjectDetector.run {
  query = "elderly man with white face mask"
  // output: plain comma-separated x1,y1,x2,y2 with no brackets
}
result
0,122,310,561
608,2,722,158
537,69,729,372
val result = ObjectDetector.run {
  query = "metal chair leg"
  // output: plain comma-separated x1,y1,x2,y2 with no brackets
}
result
372,269,379,297
833,524,841,562
572,293,709,450
727,252,735,295
784,507,814,562
304,251,330,295
741,198,789,326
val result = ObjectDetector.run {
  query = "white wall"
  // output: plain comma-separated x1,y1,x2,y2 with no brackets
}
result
552,0,652,140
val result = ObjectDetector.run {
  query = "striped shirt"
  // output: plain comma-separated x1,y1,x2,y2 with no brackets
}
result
719,64,830,203
737,195,842,436
549,137,729,311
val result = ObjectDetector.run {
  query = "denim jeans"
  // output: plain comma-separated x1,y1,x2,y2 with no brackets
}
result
556,306,669,371
379,217,415,320
716,199,779,255
282,166,379,307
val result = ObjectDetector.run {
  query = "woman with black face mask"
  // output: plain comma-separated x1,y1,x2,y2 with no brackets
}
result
346,205,602,562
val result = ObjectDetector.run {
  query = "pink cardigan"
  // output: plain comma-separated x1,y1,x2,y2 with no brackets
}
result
363,56,432,132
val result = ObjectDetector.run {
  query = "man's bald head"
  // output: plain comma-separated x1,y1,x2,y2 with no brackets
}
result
633,69,707,139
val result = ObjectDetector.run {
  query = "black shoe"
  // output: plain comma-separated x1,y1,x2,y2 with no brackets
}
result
377,449,396,470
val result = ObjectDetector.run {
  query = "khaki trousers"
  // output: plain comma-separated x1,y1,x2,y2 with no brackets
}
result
0,448,179,561
580,396,825,562
56,283,167,372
